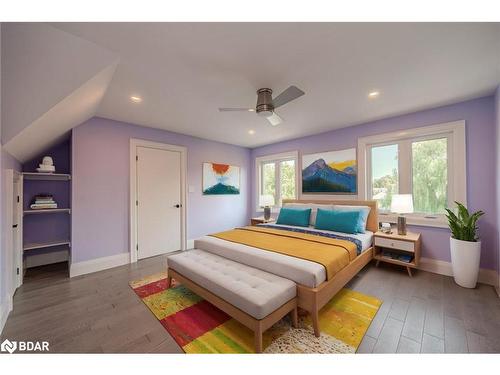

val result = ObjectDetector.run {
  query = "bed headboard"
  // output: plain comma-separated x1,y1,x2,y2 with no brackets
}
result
281,199,378,233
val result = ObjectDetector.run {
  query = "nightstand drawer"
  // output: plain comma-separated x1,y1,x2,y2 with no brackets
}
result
375,237,415,252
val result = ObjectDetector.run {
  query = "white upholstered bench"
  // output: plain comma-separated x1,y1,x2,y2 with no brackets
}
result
166,249,298,353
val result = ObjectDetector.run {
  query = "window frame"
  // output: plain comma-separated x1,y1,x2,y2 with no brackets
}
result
255,150,299,212
358,120,466,228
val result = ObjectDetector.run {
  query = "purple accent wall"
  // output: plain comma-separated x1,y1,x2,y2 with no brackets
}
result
2,149,22,173
251,96,498,271
23,139,71,174
71,117,251,263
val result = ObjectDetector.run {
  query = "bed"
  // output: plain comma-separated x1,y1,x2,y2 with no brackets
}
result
192,199,378,337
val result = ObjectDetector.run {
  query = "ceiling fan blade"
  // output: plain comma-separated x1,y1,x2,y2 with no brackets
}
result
218,107,254,112
266,112,283,126
272,85,305,108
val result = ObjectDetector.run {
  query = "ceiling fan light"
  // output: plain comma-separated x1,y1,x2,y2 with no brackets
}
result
267,112,283,126
257,110,273,118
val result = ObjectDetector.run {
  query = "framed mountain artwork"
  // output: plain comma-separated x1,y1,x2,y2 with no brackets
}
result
203,162,240,195
302,148,357,194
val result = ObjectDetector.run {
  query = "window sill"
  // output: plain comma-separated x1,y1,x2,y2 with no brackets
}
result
378,213,449,229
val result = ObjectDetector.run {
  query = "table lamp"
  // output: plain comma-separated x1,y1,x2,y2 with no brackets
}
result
260,195,275,221
391,194,414,235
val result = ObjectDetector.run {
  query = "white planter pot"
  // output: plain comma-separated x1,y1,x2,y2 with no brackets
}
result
450,237,481,288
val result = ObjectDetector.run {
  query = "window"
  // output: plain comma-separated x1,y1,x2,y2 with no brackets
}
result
358,121,466,227
256,151,299,209
371,144,399,211
412,137,448,214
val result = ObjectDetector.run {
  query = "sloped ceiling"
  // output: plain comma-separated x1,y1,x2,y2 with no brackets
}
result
1,23,500,161
1,23,119,161
53,23,500,148
4,63,117,161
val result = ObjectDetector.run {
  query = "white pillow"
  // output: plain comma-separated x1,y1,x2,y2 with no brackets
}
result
283,203,334,226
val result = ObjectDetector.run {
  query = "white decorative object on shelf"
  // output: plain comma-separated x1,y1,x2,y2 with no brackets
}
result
37,167,55,173
37,155,55,173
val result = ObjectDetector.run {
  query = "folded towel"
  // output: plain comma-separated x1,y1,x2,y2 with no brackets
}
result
30,203,58,209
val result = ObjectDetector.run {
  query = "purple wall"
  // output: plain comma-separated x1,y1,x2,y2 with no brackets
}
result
1,149,21,175
23,138,71,174
71,117,251,263
251,96,498,271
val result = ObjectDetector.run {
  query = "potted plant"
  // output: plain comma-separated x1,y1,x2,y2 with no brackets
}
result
445,202,484,288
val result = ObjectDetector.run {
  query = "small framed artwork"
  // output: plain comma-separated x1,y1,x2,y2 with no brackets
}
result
202,162,240,195
302,148,357,194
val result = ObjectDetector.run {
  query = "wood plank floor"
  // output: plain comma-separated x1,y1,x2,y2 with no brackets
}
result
2,256,499,353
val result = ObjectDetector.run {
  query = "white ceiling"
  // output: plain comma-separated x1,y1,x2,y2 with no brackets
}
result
13,23,500,150
1,23,119,161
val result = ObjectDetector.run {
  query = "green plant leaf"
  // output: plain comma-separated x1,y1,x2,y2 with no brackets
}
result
446,202,484,242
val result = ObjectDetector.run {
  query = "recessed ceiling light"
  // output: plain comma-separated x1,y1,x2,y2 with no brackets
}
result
248,109,255,112
248,129,255,135
368,91,380,99
130,95,142,103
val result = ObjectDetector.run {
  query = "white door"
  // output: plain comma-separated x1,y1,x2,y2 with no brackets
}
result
136,146,182,259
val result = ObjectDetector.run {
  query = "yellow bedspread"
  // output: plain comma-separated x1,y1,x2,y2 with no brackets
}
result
209,226,358,280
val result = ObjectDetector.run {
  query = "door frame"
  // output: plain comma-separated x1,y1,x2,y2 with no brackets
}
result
3,169,23,300
130,139,187,263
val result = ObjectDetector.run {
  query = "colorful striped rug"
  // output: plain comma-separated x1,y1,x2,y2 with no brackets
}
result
129,271,381,353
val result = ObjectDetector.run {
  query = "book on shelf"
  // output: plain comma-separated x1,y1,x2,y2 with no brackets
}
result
34,193,53,198
381,250,413,263
31,193,57,208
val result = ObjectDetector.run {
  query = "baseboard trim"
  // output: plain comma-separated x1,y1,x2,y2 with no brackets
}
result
70,253,130,278
0,294,13,335
419,257,499,288
187,239,195,249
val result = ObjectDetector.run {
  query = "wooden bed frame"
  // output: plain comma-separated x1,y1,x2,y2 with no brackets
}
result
281,199,377,337
168,199,377,343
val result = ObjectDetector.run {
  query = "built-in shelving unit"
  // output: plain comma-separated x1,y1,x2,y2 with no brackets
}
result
23,172,71,181
23,240,71,252
23,208,71,216
20,139,72,276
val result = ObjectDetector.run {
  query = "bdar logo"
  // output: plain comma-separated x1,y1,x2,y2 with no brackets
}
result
1,339,17,354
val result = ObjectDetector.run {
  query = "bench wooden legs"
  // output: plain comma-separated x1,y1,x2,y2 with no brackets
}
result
291,307,298,328
166,276,172,289
254,307,297,353
254,323,263,353
311,309,320,337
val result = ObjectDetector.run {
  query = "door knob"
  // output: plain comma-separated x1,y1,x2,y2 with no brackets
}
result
174,204,181,208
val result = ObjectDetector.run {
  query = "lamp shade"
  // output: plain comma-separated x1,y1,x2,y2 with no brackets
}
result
391,194,414,214
259,194,275,207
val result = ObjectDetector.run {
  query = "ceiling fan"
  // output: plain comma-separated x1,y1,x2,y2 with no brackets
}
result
218,85,305,126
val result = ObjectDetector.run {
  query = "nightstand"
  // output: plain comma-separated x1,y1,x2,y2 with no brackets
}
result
373,231,421,277
250,216,275,226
